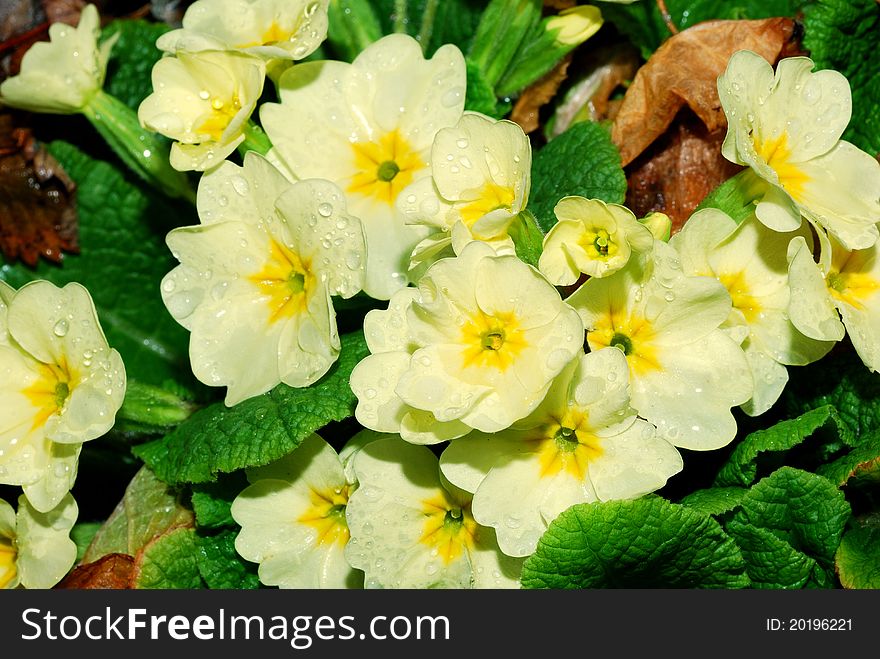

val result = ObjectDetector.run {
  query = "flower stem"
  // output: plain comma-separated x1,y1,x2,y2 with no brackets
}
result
82,91,196,204
417,0,440,51
393,0,408,33
237,119,274,158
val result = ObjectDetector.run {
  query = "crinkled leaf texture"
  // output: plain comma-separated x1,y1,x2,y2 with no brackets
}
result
529,121,627,233
726,467,851,589
817,432,880,487
82,466,193,564
784,350,880,441
190,472,250,530
102,19,172,111
196,529,261,590
679,486,748,518
133,527,203,589
803,0,880,157
714,406,855,488
835,517,880,589
521,496,751,589
133,332,369,485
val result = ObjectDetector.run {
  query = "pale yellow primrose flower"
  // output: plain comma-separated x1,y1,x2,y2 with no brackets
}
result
539,196,655,285
350,241,585,441
788,232,880,372
261,33,466,300
440,347,682,558
670,209,834,416
162,152,365,406
718,50,880,250
231,433,363,589
546,5,604,46
138,49,265,172
0,281,126,513
566,240,753,450
345,436,522,589
0,4,116,115
157,0,328,61
398,112,531,269
0,494,77,589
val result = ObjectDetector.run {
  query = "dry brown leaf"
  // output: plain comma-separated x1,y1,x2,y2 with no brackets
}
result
548,42,640,137
511,54,573,134
625,109,742,233
55,553,135,589
611,17,796,167
0,112,79,266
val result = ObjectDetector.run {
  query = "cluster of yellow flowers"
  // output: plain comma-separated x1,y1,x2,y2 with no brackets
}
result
0,1,877,589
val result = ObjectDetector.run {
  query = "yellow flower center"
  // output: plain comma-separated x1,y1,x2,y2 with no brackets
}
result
21,358,72,431
533,409,604,480
460,309,528,371
458,183,516,227
0,536,17,589
348,130,425,205
249,239,315,323
718,271,763,323
297,484,351,547
588,308,660,376
419,494,477,565
824,247,880,311
261,21,293,44
197,93,242,142
581,226,619,260
753,132,810,201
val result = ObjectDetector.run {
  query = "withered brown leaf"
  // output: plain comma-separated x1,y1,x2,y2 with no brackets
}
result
611,17,796,167
55,553,135,589
0,111,79,266
625,109,743,234
511,54,573,135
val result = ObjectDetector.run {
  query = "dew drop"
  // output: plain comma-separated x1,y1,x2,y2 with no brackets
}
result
53,319,69,337
318,202,333,217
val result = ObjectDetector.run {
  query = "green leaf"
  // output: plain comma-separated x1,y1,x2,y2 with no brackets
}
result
714,406,855,488
694,170,763,224
679,486,748,517
817,432,880,487
0,141,197,387
370,0,488,56
529,121,627,233
520,497,750,589
784,349,880,443
724,519,819,589
133,331,369,485
119,380,198,430
71,522,103,563
190,472,249,530
600,0,805,59
726,467,851,588
508,210,544,268
196,529,261,589
101,19,171,112
134,527,204,589
82,465,194,563
835,516,880,589
802,0,880,156
326,0,382,62
464,58,508,119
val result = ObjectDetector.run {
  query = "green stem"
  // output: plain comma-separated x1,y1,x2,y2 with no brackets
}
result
82,91,196,204
393,0,408,33
117,380,198,430
237,119,274,158
417,0,440,51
